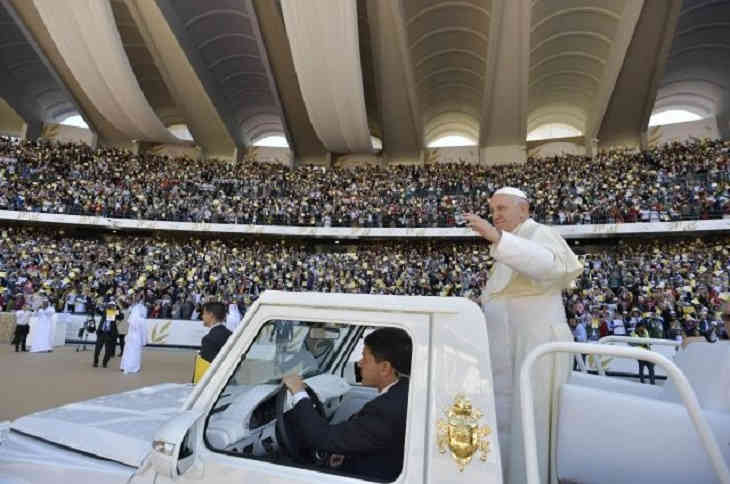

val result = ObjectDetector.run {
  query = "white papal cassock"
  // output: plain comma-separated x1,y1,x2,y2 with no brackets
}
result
120,303,148,374
29,306,56,352
480,218,582,484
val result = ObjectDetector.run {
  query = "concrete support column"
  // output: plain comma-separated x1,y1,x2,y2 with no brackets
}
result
21,121,43,140
717,112,730,141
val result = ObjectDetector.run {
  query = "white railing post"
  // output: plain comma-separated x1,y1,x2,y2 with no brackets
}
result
519,341,730,484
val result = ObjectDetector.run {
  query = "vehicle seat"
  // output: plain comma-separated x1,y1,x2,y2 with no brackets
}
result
557,342,730,484
330,386,378,424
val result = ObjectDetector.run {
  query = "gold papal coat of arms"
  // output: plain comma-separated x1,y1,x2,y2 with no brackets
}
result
437,393,491,471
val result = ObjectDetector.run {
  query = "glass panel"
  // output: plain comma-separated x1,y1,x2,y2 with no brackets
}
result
235,320,346,385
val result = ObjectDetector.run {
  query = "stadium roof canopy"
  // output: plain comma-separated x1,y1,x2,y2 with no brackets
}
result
0,0,727,159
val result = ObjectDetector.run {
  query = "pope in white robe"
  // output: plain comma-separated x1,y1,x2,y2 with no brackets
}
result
120,302,148,374
225,302,242,332
466,187,582,484
30,302,56,353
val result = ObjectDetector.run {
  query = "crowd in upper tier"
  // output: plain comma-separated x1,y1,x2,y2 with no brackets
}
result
0,225,727,340
1,137,728,227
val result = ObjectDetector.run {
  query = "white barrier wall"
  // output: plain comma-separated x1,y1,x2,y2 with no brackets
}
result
1,210,728,239
64,314,209,347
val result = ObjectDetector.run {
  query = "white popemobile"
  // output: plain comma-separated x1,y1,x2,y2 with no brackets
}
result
0,291,728,484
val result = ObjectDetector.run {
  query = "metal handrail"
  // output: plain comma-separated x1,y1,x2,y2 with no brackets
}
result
598,335,682,347
591,336,682,375
520,342,730,484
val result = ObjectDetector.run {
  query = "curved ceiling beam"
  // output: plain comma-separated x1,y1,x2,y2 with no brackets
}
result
529,105,586,120
416,67,485,86
184,9,249,28
425,109,481,130
415,48,486,67
529,110,586,125
0,40,28,49
660,78,729,97
528,114,585,134
531,30,611,54
421,82,482,96
6,59,43,71
207,53,260,69
196,33,257,51
33,0,177,143
668,43,730,59
407,1,490,24
530,51,606,70
409,26,488,50
425,101,481,119
426,117,479,134
50,105,75,116
652,100,714,118
531,7,621,32
656,91,720,106
680,0,730,17
675,21,730,36
281,0,372,153
529,70,600,88
220,71,266,83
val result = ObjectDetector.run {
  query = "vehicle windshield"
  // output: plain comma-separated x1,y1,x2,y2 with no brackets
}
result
234,320,349,385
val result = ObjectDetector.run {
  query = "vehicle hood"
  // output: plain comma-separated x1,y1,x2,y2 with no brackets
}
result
9,383,194,468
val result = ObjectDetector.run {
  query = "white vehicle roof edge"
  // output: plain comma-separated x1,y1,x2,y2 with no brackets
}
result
256,290,480,315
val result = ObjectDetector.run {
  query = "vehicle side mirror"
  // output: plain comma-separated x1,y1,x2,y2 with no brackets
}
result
150,409,205,479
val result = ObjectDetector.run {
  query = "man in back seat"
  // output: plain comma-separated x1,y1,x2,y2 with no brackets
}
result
283,327,411,482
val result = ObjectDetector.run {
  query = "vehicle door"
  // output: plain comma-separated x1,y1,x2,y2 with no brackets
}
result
140,302,429,484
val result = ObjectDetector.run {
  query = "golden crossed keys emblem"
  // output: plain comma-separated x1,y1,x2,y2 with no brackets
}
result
437,393,491,471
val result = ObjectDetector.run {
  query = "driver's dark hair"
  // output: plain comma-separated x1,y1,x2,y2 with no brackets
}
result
202,301,226,322
365,327,412,376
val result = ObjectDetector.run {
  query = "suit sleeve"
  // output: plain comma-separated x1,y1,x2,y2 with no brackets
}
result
200,327,231,362
200,333,216,362
286,397,396,454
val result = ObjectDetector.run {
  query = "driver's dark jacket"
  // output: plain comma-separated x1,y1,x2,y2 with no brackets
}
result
286,378,408,482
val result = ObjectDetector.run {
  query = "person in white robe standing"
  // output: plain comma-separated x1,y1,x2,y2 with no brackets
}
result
225,301,242,332
30,298,56,353
120,294,148,374
465,187,582,484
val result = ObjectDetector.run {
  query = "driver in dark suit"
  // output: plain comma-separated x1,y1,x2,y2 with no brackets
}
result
283,327,411,482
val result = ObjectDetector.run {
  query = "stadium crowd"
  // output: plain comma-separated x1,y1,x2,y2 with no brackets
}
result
0,225,727,341
1,136,728,227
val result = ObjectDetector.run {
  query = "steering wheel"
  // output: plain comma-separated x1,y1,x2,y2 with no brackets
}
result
275,383,326,463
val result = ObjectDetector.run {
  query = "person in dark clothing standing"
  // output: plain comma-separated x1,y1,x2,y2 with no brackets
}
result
93,302,121,368
12,304,32,352
283,327,412,482
199,301,232,363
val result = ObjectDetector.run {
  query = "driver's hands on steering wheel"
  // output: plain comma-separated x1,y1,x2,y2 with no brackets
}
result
282,374,306,394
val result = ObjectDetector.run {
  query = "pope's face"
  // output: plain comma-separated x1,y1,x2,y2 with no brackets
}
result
488,194,528,232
